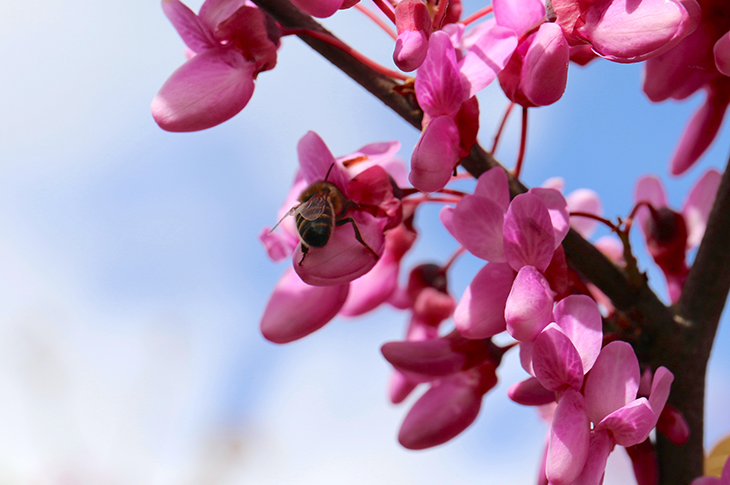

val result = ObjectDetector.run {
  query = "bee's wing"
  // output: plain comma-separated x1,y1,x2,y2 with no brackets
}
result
296,195,328,221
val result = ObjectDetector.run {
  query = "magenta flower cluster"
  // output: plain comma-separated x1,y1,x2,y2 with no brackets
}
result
152,0,730,482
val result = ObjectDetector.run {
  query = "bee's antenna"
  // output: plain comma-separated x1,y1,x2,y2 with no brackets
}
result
324,162,335,182
268,206,297,234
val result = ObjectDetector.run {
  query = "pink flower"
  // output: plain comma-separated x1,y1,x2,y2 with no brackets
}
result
447,168,570,341
393,0,433,72
152,0,280,132
410,30,517,191
493,0,570,107
554,0,699,62
259,133,410,343
634,169,721,302
642,0,729,174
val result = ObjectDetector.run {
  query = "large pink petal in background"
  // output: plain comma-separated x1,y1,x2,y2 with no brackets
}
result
683,168,722,247
669,87,730,175
151,49,255,132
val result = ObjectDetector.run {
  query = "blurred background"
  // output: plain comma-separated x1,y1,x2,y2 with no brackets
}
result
1,1,729,483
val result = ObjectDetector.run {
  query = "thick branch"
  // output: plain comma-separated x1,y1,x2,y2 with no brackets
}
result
652,152,730,484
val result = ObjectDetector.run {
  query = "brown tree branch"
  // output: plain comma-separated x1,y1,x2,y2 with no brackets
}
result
652,152,730,484
250,0,727,481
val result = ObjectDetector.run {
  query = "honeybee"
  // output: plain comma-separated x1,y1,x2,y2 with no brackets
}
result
272,165,379,265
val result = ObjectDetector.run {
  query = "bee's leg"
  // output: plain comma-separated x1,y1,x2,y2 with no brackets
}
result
336,217,378,259
298,244,309,266
336,200,360,217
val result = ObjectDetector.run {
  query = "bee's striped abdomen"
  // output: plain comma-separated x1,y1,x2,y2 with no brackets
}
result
296,209,334,248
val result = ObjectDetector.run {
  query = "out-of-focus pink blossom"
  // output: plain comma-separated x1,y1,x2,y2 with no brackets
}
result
152,0,280,132
634,169,721,301
642,0,729,174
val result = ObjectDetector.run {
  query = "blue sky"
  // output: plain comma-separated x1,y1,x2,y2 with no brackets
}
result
1,0,729,483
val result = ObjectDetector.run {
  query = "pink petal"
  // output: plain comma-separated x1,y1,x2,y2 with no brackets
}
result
634,175,667,234
198,0,247,34
152,49,255,132
409,116,461,192
553,295,603,374
507,376,556,406
505,265,555,342
459,25,519,99
503,193,556,272
452,195,506,261
260,268,349,343
578,0,697,63
415,31,464,117
670,88,730,175
297,131,349,189
715,32,730,76
584,341,640,424
398,374,483,449
454,262,514,338
547,388,590,485
521,23,570,106
572,430,612,485
683,169,722,248
394,30,430,72
294,210,385,286
290,0,342,17
493,0,545,34
339,254,398,316
598,398,655,446
347,164,402,229
648,366,674,418
642,23,716,102
162,0,215,53
533,323,585,391
529,187,570,248
567,188,602,238
474,167,511,211
439,205,456,238
259,226,297,261
389,370,418,404
381,338,467,378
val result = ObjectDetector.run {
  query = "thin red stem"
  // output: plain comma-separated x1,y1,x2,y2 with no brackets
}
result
371,0,396,24
492,101,515,154
283,28,408,80
513,106,528,177
570,211,620,233
462,4,494,25
625,200,654,232
355,4,397,39
408,196,462,204
443,246,467,272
